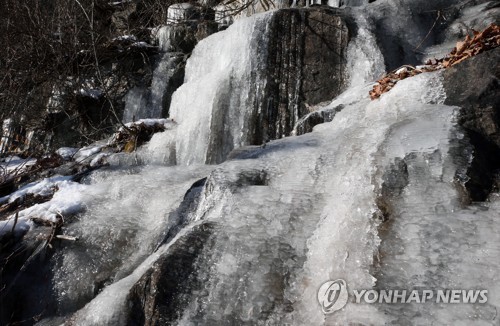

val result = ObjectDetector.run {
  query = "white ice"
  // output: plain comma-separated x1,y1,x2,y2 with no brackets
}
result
168,12,273,165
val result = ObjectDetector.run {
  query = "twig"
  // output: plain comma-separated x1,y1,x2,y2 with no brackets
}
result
414,10,442,53
55,234,78,241
73,0,132,134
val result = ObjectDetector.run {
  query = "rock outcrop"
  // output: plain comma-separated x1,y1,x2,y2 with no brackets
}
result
127,223,215,325
259,8,349,142
443,47,500,201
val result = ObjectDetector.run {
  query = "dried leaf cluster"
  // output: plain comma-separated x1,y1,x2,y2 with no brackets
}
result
370,23,500,100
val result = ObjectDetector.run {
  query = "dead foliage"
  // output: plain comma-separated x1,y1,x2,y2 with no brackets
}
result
370,23,500,100
369,65,435,100
110,121,167,153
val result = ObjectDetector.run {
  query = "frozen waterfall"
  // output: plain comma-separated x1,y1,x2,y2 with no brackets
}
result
169,13,273,165
9,2,497,325
122,53,185,123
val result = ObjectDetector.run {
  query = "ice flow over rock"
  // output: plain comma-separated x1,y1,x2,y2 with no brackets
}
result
10,2,499,325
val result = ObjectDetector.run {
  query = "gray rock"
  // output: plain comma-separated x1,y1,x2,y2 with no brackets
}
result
258,8,349,142
443,47,500,201
126,223,215,325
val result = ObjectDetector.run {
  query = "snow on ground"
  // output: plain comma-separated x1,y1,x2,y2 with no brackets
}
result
123,118,174,129
0,175,73,205
0,175,91,237
73,144,106,163
0,156,37,176
56,147,79,161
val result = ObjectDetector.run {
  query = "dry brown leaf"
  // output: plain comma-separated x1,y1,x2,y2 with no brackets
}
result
451,55,469,66
455,41,467,54
369,23,499,100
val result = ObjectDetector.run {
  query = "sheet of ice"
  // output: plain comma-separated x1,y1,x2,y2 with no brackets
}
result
50,164,213,317
122,87,148,123
371,161,500,324
346,13,385,87
173,9,498,322
122,53,183,123
169,12,273,165
166,66,500,325
168,69,453,325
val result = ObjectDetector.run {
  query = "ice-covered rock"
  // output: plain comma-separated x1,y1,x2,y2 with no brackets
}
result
129,21,217,124
293,104,344,135
120,68,499,325
4,1,500,325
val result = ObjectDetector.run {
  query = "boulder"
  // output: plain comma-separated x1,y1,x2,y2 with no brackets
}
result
126,223,215,325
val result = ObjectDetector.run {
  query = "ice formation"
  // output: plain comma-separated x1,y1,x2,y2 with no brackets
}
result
169,12,273,165
167,3,199,24
6,1,498,325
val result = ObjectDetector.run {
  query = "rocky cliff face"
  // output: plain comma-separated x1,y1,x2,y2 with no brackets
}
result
263,9,349,141
443,47,500,201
